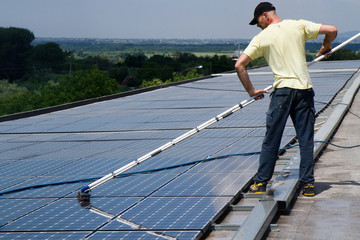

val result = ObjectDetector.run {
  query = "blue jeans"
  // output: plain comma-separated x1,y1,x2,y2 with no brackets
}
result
254,87,315,185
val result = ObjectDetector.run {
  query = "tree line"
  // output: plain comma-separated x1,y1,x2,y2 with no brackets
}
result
1,27,359,116
0,27,247,116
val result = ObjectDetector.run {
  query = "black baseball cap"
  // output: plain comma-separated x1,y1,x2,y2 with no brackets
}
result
249,2,276,25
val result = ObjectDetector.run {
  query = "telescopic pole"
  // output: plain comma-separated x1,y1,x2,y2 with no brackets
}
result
78,32,360,196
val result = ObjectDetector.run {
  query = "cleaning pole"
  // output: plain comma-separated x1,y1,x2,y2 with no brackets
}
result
78,32,360,197
78,86,271,197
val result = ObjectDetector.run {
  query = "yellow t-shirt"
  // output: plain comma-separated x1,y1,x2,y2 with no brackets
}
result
243,19,321,90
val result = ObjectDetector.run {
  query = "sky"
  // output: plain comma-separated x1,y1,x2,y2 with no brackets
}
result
0,0,359,39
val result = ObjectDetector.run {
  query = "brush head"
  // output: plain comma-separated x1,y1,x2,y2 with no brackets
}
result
77,191,91,207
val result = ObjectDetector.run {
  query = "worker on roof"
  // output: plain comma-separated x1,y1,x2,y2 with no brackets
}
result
235,2,337,196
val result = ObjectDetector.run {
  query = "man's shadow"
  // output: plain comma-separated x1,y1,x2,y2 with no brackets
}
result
315,180,360,194
281,180,360,215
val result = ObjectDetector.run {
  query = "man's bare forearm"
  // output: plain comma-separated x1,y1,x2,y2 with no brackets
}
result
235,54,256,96
317,24,338,57
235,63,256,96
235,54,269,100
320,24,337,45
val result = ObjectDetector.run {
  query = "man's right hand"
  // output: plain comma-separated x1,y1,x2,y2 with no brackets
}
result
316,43,333,59
250,89,269,100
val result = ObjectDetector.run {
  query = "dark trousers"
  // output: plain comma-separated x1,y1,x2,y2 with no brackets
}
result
254,87,315,185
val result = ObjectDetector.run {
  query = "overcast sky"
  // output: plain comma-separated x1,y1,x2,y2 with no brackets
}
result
0,0,359,39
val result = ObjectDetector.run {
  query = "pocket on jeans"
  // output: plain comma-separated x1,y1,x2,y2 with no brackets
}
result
298,89,315,112
272,88,291,110
266,109,273,128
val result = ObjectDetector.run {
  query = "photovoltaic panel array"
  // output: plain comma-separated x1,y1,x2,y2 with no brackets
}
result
0,60,359,239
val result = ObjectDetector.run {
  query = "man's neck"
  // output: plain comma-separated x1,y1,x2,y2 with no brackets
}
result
269,16,282,25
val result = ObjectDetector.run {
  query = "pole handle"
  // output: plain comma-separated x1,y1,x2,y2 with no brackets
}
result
308,32,360,67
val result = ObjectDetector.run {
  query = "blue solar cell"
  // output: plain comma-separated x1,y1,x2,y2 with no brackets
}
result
3,124,59,133
152,172,254,197
186,155,259,173
0,199,50,226
0,142,33,152
0,177,84,199
0,159,75,176
0,176,34,192
127,155,203,174
90,172,181,197
42,158,129,176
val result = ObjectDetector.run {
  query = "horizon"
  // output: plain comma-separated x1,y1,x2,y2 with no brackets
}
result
32,30,360,44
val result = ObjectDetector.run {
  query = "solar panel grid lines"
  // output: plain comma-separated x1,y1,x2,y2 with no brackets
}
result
100,197,232,230
0,60,359,239
151,172,255,197
0,199,51,227
90,173,181,197
0,197,142,232
0,175,91,199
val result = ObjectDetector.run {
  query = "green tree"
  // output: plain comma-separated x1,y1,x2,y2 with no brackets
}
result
141,68,203,88
136,62,174,82
0,89,34,115
210,55,234,73
0,67,120,116
0,80,27,100
74,55,112,71
28,42,67,73
124,54,146,68
0,27,35,81
147,54,174,67
58,66,119,102
108,65,129,84
174,52,198,65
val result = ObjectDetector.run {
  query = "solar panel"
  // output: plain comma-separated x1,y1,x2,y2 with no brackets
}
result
103,197,232,230
0,60,359,239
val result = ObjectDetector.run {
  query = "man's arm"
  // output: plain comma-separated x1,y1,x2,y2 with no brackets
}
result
235,53,268,99
317,24,338,58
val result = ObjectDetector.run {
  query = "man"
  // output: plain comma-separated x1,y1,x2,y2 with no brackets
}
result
235,2,337,196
